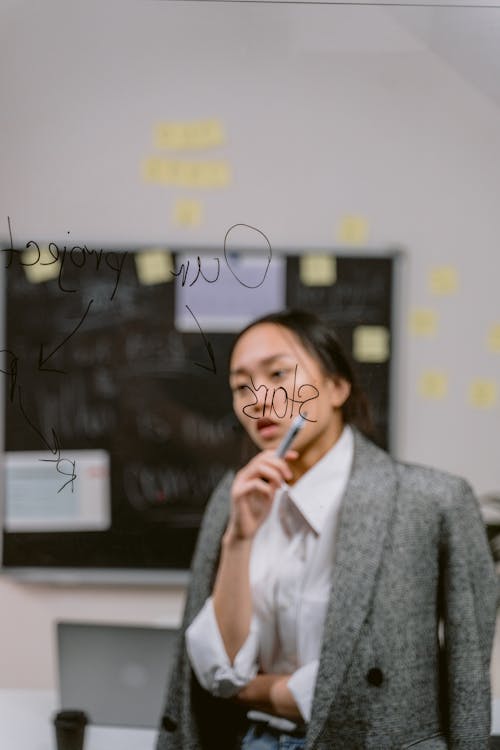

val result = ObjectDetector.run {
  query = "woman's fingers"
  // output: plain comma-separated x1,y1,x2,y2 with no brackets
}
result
242,452,294,484
235,479,275,506
227,449,299,540
240,464,284,490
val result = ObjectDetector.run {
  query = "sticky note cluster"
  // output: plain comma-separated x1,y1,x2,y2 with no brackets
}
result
412,264,498,408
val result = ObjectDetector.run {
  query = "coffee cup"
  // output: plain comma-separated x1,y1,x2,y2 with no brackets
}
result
53,709,88,750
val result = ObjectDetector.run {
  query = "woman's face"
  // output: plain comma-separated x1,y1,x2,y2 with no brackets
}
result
229,322,350,460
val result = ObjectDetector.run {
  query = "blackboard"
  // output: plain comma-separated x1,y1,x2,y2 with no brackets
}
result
1,243,396,572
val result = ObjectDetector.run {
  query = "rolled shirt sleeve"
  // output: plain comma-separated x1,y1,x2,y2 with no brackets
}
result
287,659,319,722
185,596,260,698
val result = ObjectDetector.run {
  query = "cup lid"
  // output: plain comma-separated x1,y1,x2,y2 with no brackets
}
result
53,709,88,727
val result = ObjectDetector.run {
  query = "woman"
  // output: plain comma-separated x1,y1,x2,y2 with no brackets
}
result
157,309,498,750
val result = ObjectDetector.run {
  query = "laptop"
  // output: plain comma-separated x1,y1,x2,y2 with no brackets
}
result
57,621,179,728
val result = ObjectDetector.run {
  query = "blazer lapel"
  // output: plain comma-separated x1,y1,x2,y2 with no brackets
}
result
306,430,398,748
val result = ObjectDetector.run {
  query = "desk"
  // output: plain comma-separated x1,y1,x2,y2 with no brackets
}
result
0,690,157,750
2,689,500,749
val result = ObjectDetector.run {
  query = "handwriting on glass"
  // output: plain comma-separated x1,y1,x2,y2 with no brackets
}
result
171,223,273,376
171,223,272,289
4,217,127,300
239,366,319,421
1,349,77,493
2,219,275,492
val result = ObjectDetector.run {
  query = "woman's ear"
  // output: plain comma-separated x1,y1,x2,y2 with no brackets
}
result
329,377,351,408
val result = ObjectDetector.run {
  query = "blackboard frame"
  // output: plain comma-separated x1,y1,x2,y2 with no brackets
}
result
0,243,402,583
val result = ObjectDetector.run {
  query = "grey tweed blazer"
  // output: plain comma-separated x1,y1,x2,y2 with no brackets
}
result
156,429,498,750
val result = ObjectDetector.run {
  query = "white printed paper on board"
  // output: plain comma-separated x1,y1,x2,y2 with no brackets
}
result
4,450,110,532
174,253,286,332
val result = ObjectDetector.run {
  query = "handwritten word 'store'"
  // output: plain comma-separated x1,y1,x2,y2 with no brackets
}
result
239,365,319,421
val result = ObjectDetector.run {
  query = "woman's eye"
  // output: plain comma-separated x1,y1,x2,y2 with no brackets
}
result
233,383,248,394
271,369,287,380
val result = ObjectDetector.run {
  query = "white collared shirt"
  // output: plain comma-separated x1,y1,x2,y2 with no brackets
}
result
185,424,354,728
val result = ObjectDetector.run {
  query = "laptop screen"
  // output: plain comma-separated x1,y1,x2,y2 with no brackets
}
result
57,621,179,728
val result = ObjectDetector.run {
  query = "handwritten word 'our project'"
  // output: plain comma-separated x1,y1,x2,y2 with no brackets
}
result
170,224,274,376
171,223,272,289
4,217,128,300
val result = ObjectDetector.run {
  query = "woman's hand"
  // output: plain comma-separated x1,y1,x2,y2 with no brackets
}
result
231,673,302,721
223,450,298,543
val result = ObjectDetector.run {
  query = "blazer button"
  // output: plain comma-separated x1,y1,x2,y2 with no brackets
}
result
366,667,383,686
162,715,177,732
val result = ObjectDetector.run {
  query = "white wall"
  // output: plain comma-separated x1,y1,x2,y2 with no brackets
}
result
1,0,499,692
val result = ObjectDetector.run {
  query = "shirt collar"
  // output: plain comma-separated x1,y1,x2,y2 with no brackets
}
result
283,424,354,535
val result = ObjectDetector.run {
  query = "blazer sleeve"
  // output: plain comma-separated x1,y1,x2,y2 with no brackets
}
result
440,477,498,749
156,471,247,750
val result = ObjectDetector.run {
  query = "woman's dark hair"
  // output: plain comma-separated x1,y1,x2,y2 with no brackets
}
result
230,308,375,438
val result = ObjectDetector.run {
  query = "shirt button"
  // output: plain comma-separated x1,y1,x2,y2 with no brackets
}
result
366,667,384,686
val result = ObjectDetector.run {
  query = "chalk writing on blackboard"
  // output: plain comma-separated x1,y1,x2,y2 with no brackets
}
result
123,461,230,511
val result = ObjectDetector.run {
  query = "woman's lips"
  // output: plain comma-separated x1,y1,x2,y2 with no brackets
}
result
256,418,280,439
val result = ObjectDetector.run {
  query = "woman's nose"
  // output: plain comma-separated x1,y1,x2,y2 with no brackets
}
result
248,382,270,417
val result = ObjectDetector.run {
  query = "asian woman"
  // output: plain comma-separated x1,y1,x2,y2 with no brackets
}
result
157,309,497,750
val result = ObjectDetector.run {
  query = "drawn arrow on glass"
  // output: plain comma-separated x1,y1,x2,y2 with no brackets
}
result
185,304,217,375
17,384,62,457
38,298,94,373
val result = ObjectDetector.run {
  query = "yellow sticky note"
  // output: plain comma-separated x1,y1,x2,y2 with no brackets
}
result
135,250,173,285
418,370,448,400
336,215,369,245
409,309,438,337
188,160,231,187
353,326,390,363
487,324,500,353
142,158,231,187
429,266,459,295
154,119,225,150
173,199,203,227
23,245,60,283
300,255,336,286
468,379,498,408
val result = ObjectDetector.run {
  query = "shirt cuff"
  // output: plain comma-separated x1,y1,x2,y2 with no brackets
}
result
287,660,319,722
185,596,259,698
